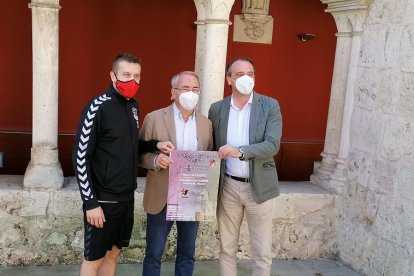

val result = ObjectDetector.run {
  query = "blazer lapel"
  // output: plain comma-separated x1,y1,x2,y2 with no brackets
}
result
163,104,177,148
220,97,231,147
249,92,260,144
195,112,203,150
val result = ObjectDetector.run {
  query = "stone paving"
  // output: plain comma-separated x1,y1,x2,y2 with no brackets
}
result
0,259,361,276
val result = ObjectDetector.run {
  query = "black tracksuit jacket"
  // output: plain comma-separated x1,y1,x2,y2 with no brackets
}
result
72,84,158,210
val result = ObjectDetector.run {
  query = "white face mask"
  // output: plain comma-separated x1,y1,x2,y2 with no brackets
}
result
233,75,254,95
178,91,199,110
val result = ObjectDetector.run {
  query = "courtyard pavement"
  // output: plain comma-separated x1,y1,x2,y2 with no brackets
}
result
0,259,361,276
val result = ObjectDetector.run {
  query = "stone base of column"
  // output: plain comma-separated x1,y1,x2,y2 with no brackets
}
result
326,178,345,194
310,152,337,188
23,147,64,190
324,157,347,195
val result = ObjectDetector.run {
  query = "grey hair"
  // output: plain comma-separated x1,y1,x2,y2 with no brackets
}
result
171,71,200,88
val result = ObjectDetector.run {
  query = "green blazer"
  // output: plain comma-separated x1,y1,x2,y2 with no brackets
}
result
208,92,282,204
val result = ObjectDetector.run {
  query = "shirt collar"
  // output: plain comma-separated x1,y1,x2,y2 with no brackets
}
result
230,92,254,109
173,102,196,121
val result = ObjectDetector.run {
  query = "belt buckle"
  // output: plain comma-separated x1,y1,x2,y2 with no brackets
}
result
225,174,249,183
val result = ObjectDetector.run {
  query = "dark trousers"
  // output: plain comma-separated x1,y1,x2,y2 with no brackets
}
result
142,206,199,276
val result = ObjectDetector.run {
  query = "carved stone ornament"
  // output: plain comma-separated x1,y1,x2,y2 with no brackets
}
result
233,0,273,44
242,14,271,39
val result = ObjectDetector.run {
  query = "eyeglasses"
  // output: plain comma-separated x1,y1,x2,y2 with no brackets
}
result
174,87,201,94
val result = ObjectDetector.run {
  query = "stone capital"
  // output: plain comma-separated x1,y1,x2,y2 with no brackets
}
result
321,0,373,33
331,11,354,33
194,19,232,25
242,0,270,15
321,0,373,11
194,0,235,21
28,0,61,10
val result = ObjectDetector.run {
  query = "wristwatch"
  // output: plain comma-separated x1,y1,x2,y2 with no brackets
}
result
238,146,245,160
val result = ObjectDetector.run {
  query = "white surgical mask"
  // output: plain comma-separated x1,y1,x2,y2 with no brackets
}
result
179,91,199,110
233,75,254,95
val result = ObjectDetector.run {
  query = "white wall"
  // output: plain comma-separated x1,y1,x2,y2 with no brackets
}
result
339,0,414,275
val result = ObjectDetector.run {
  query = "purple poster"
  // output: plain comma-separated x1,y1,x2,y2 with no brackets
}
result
167,150,220,221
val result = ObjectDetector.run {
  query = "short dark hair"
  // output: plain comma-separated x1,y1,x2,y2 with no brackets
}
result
112,53,141,73
225,57,255,76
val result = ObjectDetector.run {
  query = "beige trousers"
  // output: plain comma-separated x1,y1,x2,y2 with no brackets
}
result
217,176,274,276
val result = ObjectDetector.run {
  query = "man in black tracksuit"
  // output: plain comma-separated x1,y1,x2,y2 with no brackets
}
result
72,53,173,276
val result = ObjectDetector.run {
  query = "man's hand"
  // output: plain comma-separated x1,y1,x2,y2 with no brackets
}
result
218,144,242,159
157,141,175,154
155,153,173,169
86,206,106,228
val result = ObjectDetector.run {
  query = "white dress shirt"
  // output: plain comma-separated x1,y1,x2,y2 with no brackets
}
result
225,93,253,178
173,103,198,151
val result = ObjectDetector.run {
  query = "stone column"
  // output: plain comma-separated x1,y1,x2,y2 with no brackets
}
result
329,10,369,193
194,3,207,93
24,0,63,190
194,0,236,116
311,0,373,194
310,12,353,188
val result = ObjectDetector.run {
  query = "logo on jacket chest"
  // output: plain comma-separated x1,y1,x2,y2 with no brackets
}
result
132,107,139,127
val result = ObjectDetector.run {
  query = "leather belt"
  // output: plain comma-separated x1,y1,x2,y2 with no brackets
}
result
225,173,250,183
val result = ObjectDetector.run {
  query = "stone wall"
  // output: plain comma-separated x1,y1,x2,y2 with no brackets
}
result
0,176,337,266
340,0,414,275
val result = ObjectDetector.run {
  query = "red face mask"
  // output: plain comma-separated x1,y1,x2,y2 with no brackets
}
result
115,78,140,99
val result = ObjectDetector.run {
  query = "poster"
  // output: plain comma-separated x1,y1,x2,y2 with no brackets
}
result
167,150,220,221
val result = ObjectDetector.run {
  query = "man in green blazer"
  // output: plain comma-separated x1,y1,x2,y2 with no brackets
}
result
208,57,282,276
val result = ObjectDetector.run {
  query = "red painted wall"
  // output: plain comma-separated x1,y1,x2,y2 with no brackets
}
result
0,0,336,178
58,0,199,133
0,2,32,131
227,0,336,142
